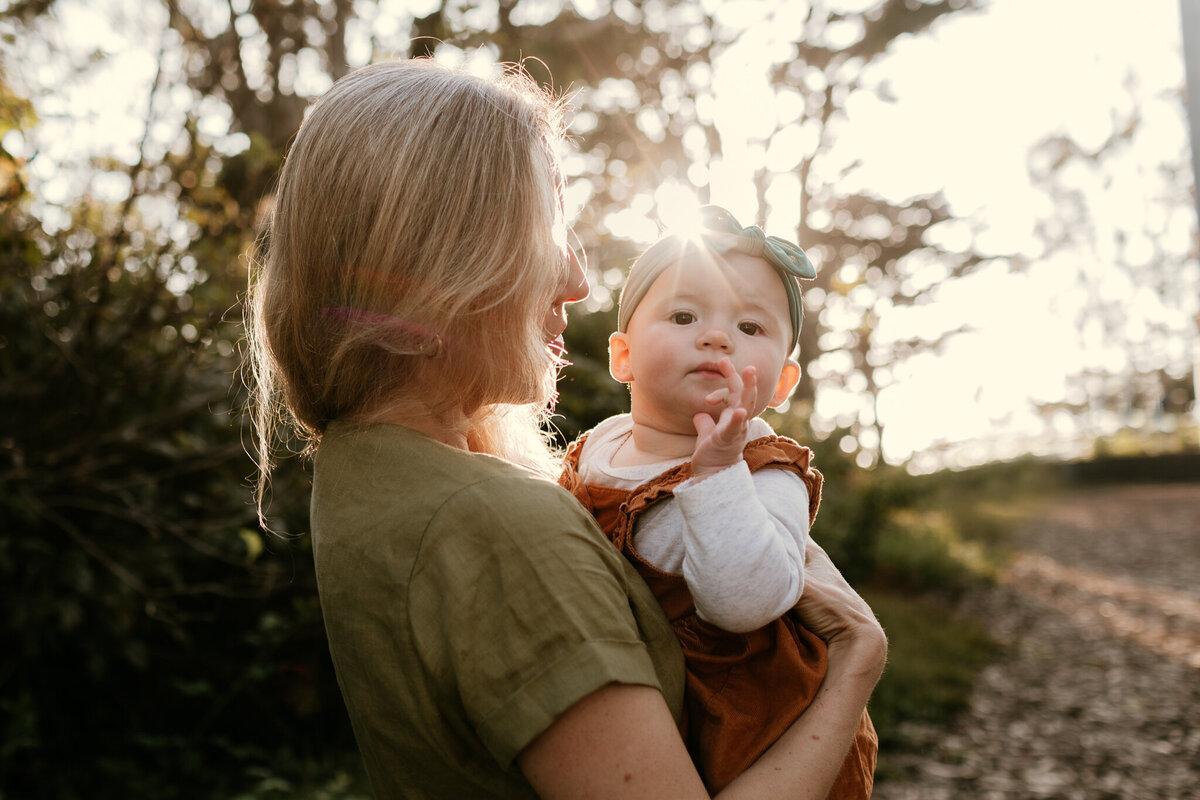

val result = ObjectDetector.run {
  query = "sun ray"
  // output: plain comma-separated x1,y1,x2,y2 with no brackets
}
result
655,181,705,242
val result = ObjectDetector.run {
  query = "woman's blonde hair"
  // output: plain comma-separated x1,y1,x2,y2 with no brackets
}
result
246,59,569,519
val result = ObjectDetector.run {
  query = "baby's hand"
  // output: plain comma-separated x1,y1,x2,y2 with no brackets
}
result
691,358,756,479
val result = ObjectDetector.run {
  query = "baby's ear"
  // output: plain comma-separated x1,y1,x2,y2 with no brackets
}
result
608,331,634,383
768,359,801,408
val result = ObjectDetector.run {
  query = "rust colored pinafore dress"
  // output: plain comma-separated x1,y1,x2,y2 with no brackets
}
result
559,433,877,797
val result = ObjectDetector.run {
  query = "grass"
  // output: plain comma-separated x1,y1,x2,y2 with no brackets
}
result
864,587,999,780
856,461,1056,780
228,752,372,800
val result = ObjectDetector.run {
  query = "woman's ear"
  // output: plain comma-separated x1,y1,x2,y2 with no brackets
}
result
608,331,634,383
768,359,801,408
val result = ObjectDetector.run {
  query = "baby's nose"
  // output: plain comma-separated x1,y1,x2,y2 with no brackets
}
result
698,327,732,351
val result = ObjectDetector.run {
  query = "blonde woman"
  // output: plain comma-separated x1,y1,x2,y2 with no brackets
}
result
247,58,886,800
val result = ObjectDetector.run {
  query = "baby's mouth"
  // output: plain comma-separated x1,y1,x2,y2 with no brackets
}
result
691,361,724,378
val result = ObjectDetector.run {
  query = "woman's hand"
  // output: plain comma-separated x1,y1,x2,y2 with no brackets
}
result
794,539,887,675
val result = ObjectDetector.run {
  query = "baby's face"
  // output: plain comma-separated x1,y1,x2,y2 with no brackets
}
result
613,250,797,434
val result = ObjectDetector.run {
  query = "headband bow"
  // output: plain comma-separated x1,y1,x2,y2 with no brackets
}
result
697,205,816,282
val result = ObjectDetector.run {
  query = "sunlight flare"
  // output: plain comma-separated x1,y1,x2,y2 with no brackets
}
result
655,182,705,241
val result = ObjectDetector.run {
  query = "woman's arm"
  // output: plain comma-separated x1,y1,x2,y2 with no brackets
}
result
518,683,710,799
519,539,886,800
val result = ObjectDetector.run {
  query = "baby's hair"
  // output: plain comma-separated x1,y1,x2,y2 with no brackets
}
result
246,59,570,524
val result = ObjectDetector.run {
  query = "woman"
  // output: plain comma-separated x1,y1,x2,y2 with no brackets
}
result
246,58,886,799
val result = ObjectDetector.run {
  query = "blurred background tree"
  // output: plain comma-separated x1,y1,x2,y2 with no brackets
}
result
1028,82,1198,453
1,0,1196,796
1,49,343,797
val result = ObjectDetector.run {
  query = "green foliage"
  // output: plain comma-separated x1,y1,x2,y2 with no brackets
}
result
873,507,999,592
763,418,914,585
1092,424,1200,459
551,305,629,444
808,458,1061,768
754,421,1044,769
225,753,373,800
0,129,352,799
912,457,1061,552
766,416,1052,596
865,589,998,753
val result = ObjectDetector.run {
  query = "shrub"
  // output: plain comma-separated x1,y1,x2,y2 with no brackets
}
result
0,153,354,798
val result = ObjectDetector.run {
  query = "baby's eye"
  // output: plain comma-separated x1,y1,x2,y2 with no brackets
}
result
670,312,696,325
738,321,762,335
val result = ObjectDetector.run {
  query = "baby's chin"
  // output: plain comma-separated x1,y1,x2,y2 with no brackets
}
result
627,407,699,435
690,401,772,428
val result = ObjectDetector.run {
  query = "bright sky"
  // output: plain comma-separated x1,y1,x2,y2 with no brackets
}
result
6,0,1197,471
844,0,1197,470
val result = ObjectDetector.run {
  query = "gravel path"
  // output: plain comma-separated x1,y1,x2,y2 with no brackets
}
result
874,482,1200,800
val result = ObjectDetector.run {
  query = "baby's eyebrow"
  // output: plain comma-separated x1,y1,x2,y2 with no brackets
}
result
718,290,787,317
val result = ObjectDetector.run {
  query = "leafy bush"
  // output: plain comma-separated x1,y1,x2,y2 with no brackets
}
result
552,305,629,443
0,148,355,798
871,508,998,594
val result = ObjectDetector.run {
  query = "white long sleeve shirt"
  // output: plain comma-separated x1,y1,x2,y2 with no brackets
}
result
575,414,809,633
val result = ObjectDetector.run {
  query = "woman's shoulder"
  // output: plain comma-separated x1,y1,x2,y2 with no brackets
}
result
430,466,604,552
313,422,615,590
315,420,589,537
319,419,548,484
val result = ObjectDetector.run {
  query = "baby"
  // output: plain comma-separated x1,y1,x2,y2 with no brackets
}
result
559,205,877,796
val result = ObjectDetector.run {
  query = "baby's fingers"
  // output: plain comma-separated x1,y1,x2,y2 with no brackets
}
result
705,387,731,406
705,357,742,406
736,365,757,413
718,407,749,441
692,408,748,478
719,357,743,393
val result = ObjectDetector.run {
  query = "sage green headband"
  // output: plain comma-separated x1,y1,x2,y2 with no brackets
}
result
617,205,816,351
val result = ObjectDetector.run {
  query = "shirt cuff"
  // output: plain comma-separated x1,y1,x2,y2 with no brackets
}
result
674,458,753,500
477,638,663,768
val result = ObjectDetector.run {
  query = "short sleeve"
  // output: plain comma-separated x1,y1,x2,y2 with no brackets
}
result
407,475,679,767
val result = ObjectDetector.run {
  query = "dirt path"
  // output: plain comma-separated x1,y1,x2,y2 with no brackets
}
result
874,483,1200,800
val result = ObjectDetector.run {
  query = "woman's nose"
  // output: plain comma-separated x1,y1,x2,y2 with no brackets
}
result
559,248,589,305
